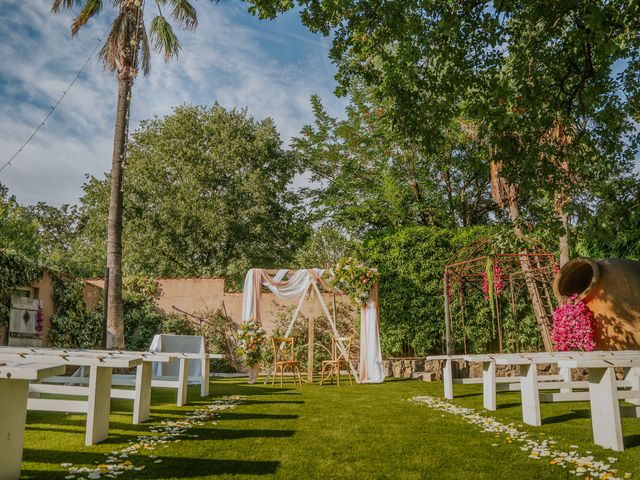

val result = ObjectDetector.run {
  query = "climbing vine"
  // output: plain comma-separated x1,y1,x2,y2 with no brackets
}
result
0,249,42,324
49,274,102,348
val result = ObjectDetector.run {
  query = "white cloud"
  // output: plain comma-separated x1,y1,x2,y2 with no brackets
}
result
0,0,346,206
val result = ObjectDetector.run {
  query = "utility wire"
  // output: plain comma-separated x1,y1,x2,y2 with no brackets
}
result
0,37,102,174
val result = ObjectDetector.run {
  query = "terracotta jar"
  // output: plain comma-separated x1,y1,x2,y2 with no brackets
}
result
553,257,640,350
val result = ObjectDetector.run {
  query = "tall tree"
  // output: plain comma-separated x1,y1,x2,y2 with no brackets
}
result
248,0,640,249
79,104,308,287
293,91,494,234
52,0,207,348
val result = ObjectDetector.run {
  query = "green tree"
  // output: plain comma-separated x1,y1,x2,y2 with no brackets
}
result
293,91,494,234
52,0,211,348
81,104,308,286
248,0,640,253
0,183,41,258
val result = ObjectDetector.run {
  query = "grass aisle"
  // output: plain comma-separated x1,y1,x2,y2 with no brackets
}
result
20,378,640,479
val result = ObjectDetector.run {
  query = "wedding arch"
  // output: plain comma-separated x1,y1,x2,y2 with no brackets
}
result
241,268,385,384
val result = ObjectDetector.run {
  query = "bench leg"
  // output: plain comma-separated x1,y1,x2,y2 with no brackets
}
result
177,358,190,407
559,367,572,394
0,379,29,480
86,366,112,446
201,356,210,397
520,364,541,426
133,362,152,424
624,367,640,406
588,367,624,451
483,361,496,411
443,358,453,400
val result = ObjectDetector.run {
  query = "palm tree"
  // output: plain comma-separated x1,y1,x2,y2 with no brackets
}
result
52,0,201,348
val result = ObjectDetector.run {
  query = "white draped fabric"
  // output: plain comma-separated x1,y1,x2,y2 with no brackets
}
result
359,289,385,383
241,268,384,384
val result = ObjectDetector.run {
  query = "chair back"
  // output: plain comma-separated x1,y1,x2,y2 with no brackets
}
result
149,334,206,377
272,337,296,363
331,336,351,363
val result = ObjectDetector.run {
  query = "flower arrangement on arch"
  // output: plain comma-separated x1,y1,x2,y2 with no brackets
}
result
482,261,504,302
551,294,596,352
330,257,378,306
236,320,266,367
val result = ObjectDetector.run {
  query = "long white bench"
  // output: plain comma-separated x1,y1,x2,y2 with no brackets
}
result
0,361,66,480
427,353,569,408
493,352,640,451
0,349,142,446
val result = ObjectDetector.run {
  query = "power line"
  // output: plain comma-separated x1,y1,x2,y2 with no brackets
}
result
0,37,102,174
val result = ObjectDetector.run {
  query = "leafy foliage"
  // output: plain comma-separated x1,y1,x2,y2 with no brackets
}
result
122,276,164,351
0,183,41,259
0,249,43,325
79,104,307,288
358,225,553,356
292,93,495,234
194,307,241,372
49,275,102,348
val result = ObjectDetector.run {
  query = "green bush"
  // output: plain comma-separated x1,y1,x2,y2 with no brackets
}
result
49,275,102,348
0,249,42,325
122,277,165,351
360,225,547,356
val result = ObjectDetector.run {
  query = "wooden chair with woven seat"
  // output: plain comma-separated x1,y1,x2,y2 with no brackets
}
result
271,337,303,387
320,336,353,386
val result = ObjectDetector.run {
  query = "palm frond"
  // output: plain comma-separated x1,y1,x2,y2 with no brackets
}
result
168,0,197,30
138,21,151,76
51,0,82,14
98,11,128,73
150,14,181,60
71,0,103,36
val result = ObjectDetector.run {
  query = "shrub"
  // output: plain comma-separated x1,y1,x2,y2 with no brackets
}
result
49,275,102,348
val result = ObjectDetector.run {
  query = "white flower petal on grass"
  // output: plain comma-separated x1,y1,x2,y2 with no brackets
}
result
411,396,626,480
60,396,245,479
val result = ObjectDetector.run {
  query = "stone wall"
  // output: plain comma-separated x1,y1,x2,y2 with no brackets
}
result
86,277,357,334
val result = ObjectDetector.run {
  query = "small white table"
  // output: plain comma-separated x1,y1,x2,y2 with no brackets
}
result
0,362,65,480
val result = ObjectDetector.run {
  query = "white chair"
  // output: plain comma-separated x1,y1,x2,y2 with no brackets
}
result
149,334,218,405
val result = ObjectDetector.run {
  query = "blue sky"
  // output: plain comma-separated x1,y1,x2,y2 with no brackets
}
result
0,0,346,206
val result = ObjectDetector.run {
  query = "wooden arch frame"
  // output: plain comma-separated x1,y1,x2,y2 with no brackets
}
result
259,269,364,384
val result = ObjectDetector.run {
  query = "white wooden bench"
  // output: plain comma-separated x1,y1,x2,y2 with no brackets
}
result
427,354,567,409
0,361,66,480
555,356,640,451
0,349,142,446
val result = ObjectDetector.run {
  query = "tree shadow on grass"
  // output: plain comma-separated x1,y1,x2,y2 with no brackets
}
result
242,399,305,406
449,392,482,399
220,412,299,421
22,450,280,478
623,434,640,449
497,402,522,410
189,427,296,441
542,409,591,424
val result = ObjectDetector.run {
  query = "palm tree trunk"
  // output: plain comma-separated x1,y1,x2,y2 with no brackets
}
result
106,76,131,349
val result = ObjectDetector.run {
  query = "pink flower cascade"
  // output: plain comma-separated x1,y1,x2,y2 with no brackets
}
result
482,265,504,301
551,294,596,352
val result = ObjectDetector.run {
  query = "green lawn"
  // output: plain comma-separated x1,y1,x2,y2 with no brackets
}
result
20,377,640,479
